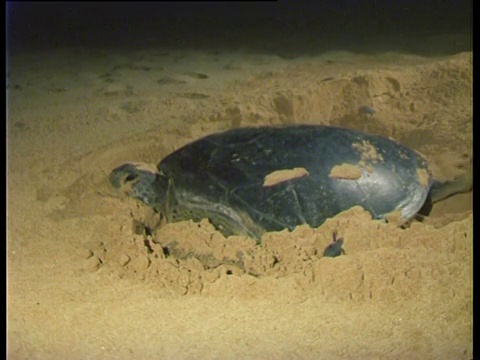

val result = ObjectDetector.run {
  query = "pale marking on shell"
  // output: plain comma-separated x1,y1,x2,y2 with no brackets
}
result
352,140,384,163
263,167,309,187
329,163,363,180
416,168,430,188
352,140,384,174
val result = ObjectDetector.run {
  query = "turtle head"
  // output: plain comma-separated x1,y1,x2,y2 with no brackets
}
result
109,162,168,213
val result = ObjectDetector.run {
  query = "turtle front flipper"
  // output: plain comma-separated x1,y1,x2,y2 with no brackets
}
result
109,162,168,213
164,187,267,242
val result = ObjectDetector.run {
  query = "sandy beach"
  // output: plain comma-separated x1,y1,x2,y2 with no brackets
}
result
7,3,472,358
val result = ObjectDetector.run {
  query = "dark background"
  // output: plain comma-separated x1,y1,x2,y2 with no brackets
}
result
6,1,472,54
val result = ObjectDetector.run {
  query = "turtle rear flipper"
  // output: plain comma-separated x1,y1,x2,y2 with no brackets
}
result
418,171,472,217
430,172,472,204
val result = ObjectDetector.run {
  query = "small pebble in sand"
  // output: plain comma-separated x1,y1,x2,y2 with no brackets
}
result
358,105,376,115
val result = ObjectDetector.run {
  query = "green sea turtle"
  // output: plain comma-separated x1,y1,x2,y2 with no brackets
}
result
109,125,471,242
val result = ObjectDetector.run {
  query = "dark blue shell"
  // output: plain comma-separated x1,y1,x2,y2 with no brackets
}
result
157,125,432,240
